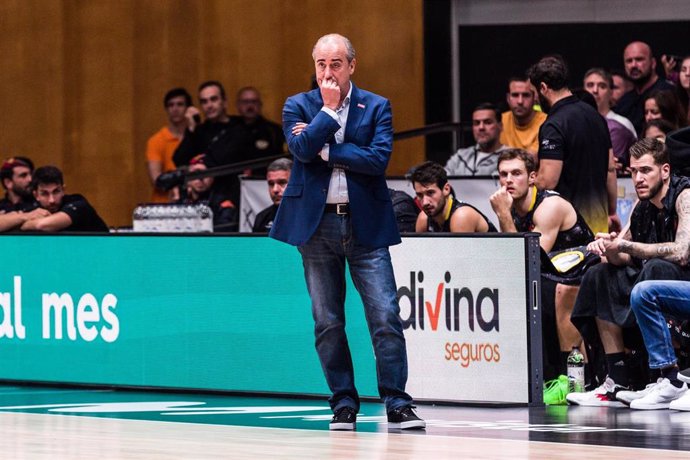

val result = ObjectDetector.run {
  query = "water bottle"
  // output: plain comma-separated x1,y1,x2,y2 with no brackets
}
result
567,346,585,393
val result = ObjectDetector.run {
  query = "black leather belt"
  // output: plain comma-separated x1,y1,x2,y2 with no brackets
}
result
324,203,350,215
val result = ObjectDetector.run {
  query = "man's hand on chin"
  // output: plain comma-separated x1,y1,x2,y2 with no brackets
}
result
320,79,341,110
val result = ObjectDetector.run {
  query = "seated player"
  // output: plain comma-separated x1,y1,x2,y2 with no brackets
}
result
490,148,595,401
409,161,496,233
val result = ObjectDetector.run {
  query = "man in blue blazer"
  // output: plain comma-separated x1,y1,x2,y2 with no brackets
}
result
270,33,424,431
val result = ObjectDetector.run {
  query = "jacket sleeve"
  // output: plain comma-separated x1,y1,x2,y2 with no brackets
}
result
327,99,393,176
282,96,341,163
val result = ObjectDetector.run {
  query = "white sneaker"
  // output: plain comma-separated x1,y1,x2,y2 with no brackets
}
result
566,376,627,407
670,388,690,411
630,378,688,410
678,368,690,384
616,378,663,405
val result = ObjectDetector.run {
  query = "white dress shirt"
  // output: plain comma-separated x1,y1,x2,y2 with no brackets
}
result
320,83,353,204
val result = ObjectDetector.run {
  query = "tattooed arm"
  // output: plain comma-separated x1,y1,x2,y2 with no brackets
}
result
617,189,690,265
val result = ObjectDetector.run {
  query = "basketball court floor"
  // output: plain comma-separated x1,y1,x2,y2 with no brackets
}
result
1,384,689,458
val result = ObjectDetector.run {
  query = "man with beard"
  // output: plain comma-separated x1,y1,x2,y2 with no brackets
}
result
0,157,49,232
499,77,547,155
410,161,496,233
490,149,594,384
528,55,619,235
566,138,690,406
20,166,108,232
444,103,507,176
616,41,675,135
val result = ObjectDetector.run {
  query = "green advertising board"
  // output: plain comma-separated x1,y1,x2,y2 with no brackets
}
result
0,235,379,396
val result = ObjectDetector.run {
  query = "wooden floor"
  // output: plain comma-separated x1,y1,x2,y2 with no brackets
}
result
1,385,689,459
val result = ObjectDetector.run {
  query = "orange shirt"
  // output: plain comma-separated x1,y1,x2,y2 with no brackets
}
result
500,110,547,154
145,126,182,203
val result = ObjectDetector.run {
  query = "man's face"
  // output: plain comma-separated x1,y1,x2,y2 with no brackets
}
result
165,95,188,124
472,109,501,149
236,89,262,122
644,98,661,123
34,183,64,213
583,73,612,112
630,153,668,201
611,75,632,106
8,165,33,200
506,81,535,120
413,182,450,218
624,43,655,84
199,85,227,122
313,39,355,99
267,170,289,206
188,163,213,194
497,158,534,201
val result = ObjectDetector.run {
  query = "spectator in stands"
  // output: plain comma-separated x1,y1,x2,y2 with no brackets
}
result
624,280,690,410
233,87,285,177
179,154,237,232
445,103,507,176
643,90,686,130
410,161,496,233
584,68,637,172
490,149,594,384
0,157,49,232
20,166,108,232
678,56,690,125
611,70,633,108
1,157,35,212
528,55,619,235
499,77,547,155
616,41,675,134
659,54,690,125
172,80,232,167
252,157,292,233
567,138,690,406
146,88,192,203
643,119,675,141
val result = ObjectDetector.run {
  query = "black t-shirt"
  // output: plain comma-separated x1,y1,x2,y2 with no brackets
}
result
58,194,109,232
0,196,36,213
172,120,234,167
252,204,278,233
615,78,675,134
538,95,611,234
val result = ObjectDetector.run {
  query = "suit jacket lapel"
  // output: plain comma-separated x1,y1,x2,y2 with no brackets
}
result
345,83,364,141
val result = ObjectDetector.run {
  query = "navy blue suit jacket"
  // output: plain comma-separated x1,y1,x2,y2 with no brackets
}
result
269,83,400,249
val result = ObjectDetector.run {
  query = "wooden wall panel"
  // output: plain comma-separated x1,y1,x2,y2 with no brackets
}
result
0,0,424,227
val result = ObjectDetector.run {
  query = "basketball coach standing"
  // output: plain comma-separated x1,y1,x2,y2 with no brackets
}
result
269,33,424,431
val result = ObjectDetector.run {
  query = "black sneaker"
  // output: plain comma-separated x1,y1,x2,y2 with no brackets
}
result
387,405,426,430
330,406,356,431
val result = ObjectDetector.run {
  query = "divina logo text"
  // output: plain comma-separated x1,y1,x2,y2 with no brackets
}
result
396,271,499,332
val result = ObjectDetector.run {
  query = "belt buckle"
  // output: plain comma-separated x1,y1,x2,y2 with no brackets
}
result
336,203,348,215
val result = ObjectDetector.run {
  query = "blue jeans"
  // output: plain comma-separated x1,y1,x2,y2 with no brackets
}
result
298,213,412,413
630,280,690,369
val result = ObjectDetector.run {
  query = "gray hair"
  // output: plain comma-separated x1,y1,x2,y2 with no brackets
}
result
312,34,356,62
267,158,293,173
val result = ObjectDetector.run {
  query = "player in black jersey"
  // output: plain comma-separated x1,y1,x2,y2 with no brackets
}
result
409,161,496,233
490,148,594,377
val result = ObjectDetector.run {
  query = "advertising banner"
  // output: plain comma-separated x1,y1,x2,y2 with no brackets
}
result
0,234,540,405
